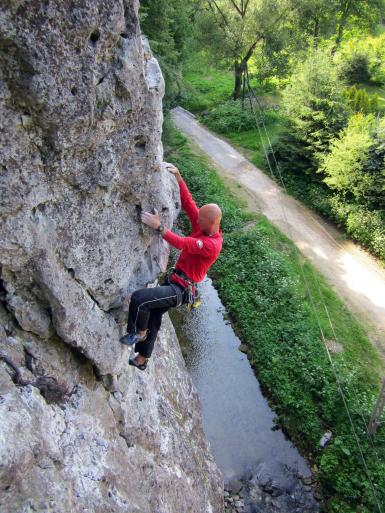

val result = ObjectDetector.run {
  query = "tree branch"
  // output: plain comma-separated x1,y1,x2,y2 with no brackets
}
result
229,0,243,17
239,6,295,66
209,0,230,27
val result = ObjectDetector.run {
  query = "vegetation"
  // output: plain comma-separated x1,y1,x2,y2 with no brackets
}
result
274,51,349,174
179,44,385,264
139,0,199,106
163,117,385,513
193,0,300,99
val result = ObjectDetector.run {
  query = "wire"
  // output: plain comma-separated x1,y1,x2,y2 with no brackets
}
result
243,63,384,513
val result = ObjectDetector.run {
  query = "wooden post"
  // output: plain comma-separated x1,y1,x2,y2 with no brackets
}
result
368,377,385,436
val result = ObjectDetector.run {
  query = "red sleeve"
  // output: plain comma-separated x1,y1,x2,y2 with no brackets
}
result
163,230,216,257
179,179,199,229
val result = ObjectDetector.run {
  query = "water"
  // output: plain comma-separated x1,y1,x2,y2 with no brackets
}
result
171,277,319,512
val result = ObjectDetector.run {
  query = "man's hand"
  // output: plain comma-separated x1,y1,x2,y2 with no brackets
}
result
141,208,161,230
163,161,182,183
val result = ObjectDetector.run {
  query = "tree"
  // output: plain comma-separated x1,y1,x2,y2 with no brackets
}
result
196,0,300,99
274,51,348,174
321,114,385,207
139,0,198,106
294,0,338,51
331,0,385,54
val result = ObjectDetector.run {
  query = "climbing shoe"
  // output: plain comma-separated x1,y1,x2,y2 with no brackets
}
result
129,355,149,371
120,332,147,346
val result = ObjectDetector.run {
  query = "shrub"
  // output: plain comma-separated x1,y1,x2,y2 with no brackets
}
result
343,86,378,113
321,113,385,208
338,51,371,84
321,113,375,199
336,34,385,86
274,51,348,175
200,99,258,133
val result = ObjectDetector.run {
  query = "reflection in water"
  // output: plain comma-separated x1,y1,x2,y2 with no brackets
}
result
171,277,311,483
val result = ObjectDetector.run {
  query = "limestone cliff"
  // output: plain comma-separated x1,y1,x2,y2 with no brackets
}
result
0,1,223,512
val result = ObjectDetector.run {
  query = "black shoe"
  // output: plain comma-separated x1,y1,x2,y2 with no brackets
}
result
129,355,149,371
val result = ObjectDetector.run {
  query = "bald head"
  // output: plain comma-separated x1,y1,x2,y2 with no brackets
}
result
198,203,222,235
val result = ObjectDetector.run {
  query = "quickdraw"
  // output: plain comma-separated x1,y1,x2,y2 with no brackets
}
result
186,282,201,311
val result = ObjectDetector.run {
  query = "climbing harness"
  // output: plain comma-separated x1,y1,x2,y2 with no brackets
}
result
169,268,201,311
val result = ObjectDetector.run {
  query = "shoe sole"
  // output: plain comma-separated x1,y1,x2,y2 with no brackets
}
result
129,358,148,371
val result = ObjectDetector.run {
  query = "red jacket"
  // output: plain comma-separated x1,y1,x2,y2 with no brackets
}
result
163,179,223,286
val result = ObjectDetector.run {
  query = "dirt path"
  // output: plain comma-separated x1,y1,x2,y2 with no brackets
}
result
171,106,385,359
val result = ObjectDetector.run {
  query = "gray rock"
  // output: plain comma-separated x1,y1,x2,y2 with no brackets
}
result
228,479,243,494
319,430,333,448
0,1,223,512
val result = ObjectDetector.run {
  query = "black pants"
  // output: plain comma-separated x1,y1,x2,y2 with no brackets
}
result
126,277,188,358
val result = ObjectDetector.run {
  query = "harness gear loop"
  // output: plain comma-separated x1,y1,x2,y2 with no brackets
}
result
170,268,201,310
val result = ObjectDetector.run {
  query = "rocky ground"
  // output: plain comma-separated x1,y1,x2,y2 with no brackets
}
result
224,471,320,513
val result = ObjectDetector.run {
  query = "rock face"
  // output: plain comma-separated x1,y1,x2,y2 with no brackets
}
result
0,1,223,512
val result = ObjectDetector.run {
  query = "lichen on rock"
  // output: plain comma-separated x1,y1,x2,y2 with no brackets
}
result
0,1,223,511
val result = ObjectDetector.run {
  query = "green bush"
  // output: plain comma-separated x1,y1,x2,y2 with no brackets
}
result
273,51,348,175
336,34,385,86
342,203,385,260
199,99,259,133
339,51,371,84
321,113,385,208
321,113,375,199
343,86,379,113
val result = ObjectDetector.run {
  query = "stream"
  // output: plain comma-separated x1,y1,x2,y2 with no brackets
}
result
170,277,320,513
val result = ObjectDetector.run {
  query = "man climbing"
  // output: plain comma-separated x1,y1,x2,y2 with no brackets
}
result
120,162,223,370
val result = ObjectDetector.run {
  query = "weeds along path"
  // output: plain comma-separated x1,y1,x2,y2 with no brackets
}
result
171,106,385,359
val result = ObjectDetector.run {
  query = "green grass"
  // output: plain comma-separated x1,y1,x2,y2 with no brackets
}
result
180,52,234,112
163,115,385,513
181,52,285,170
225,121,284,170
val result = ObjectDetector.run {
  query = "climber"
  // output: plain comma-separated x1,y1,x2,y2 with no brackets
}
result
120,162,223,371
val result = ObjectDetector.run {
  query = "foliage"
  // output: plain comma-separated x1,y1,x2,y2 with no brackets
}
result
163,118,385,512
326,0,385,55
335,33,385,85
326,114,385,205
321,114,385,208
194,0,304,98
343,85,379,113
139,0,198,107
338,50,371,84
199,99,259,133
274,51,348,174
321,114,375,198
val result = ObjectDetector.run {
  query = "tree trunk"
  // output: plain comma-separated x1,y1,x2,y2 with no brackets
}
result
232,62,243,100
313,17,319,51
331,0,352,55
